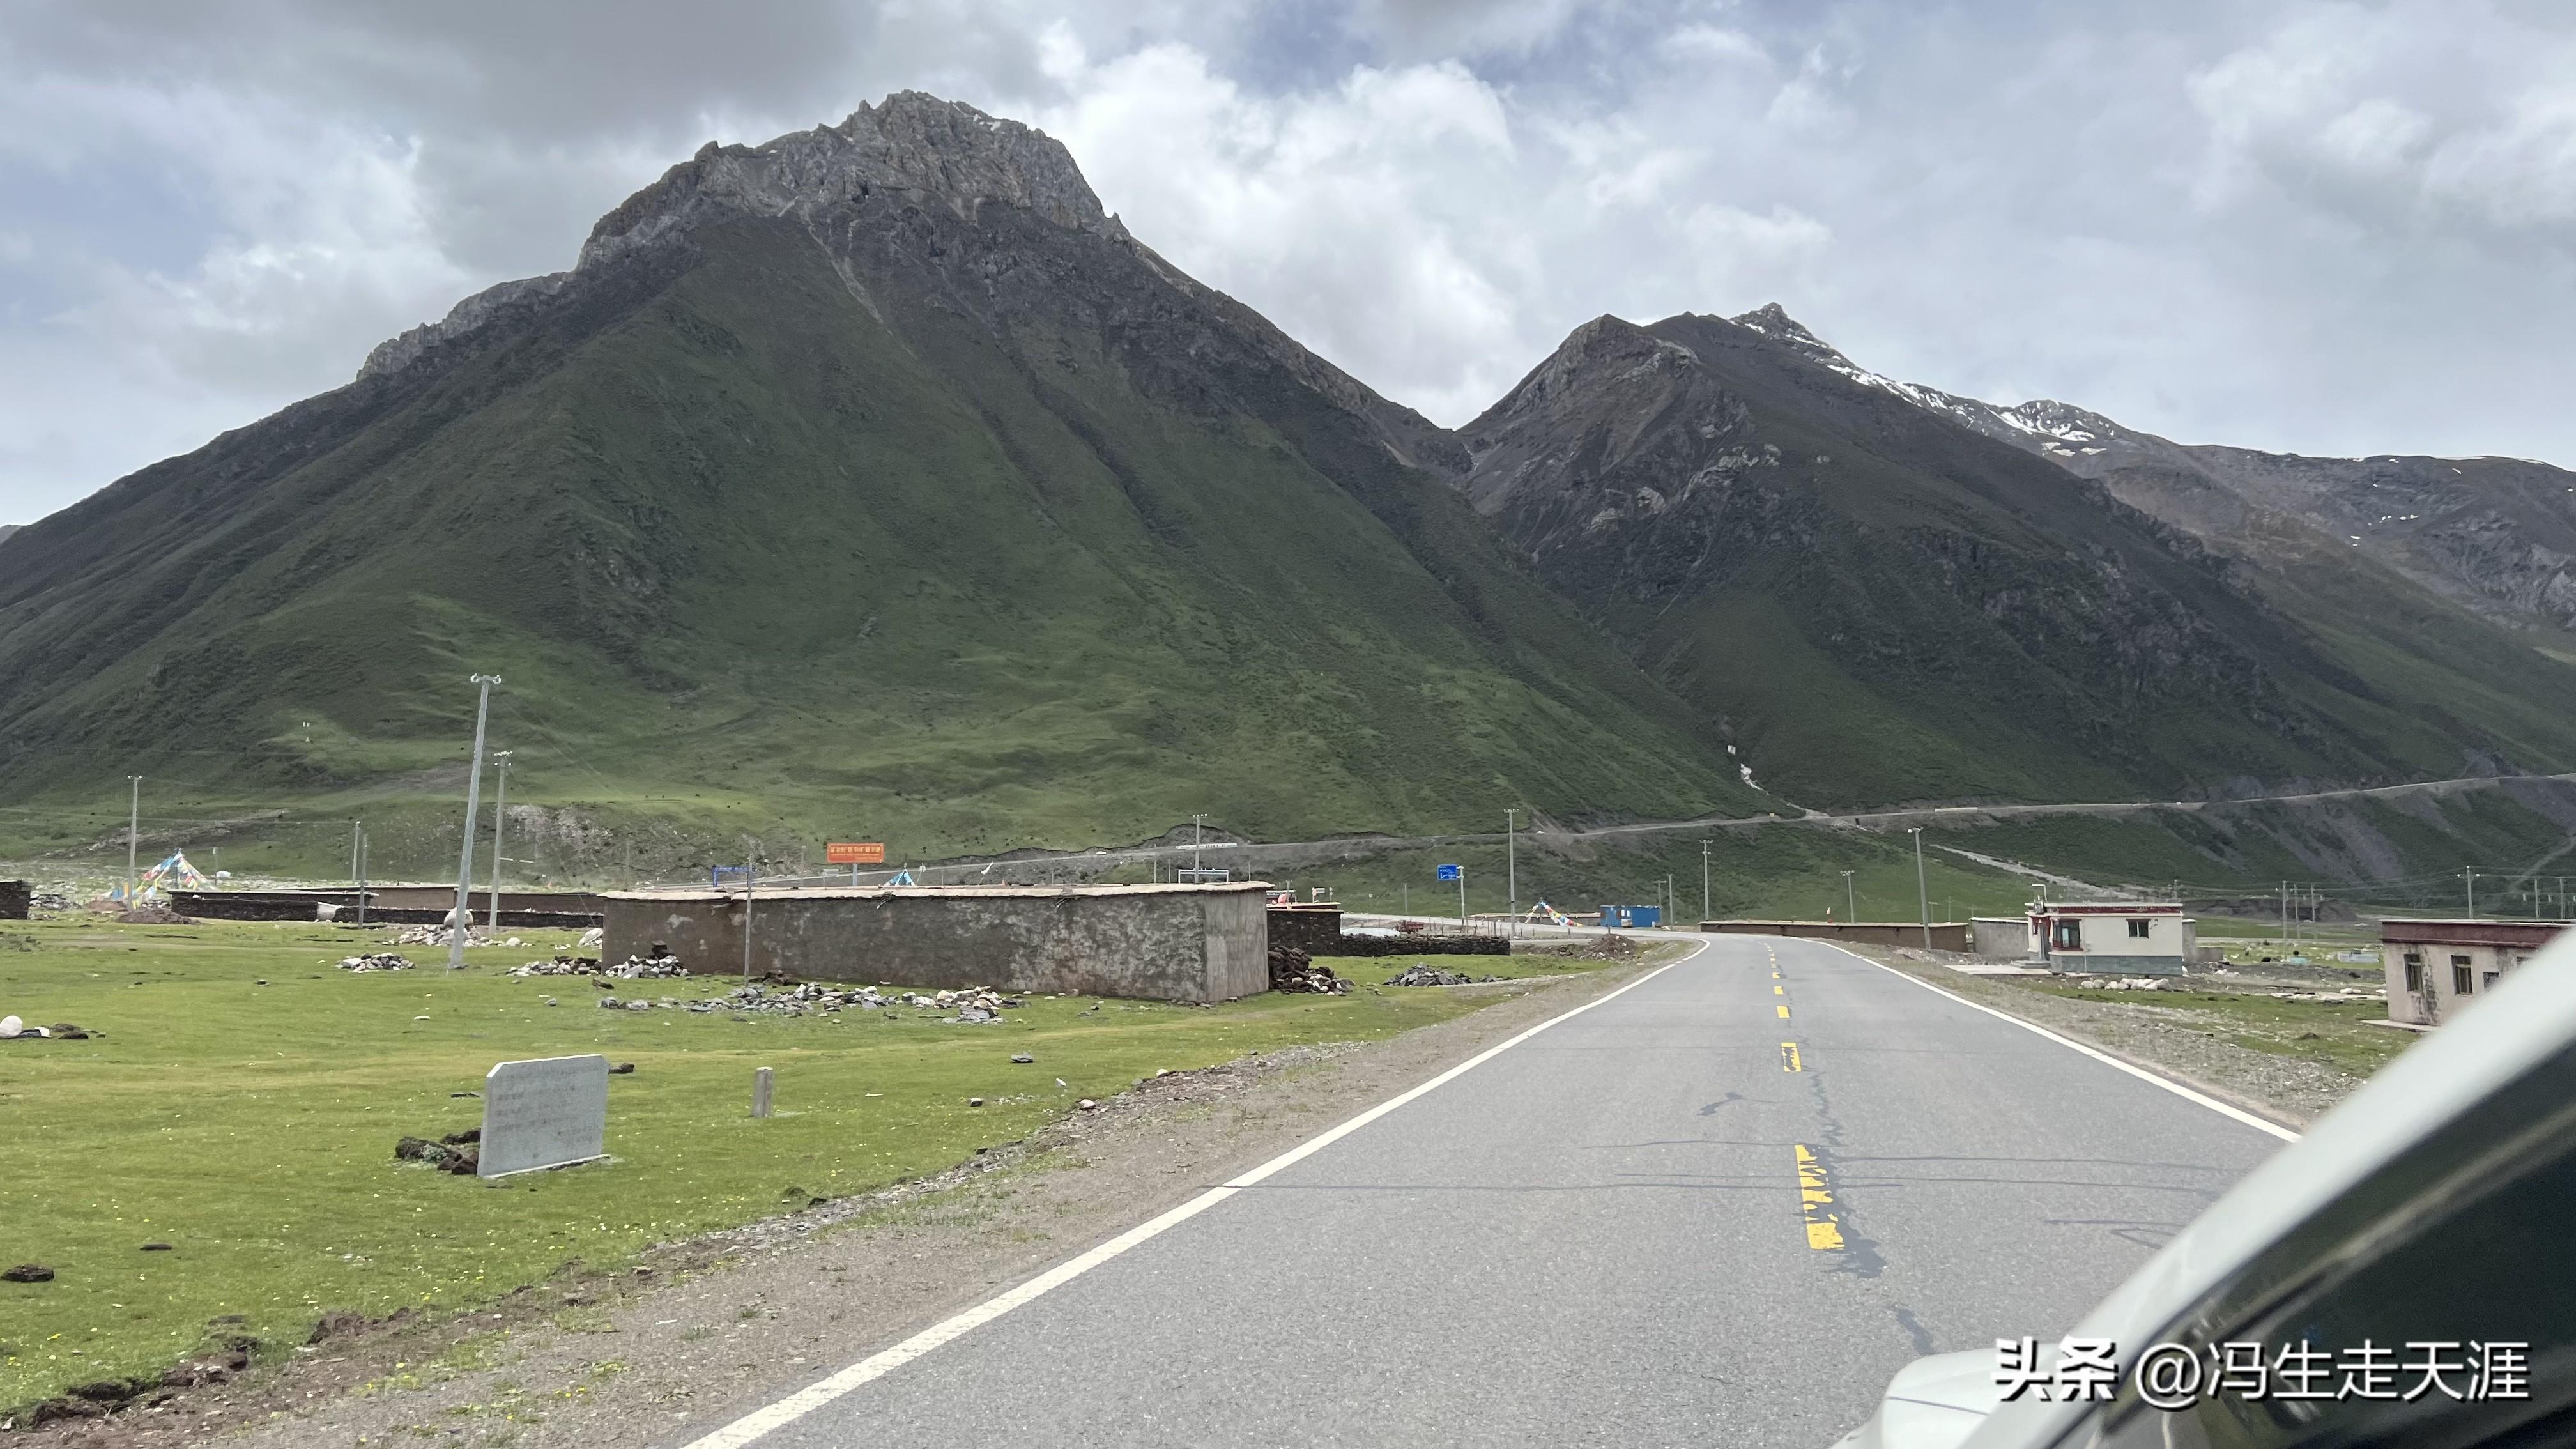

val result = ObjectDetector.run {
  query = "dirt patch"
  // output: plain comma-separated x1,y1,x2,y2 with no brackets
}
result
9,954,1675,1448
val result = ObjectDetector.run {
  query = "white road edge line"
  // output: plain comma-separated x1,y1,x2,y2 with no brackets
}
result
1816,941,2299,1144
675,942,1705,1449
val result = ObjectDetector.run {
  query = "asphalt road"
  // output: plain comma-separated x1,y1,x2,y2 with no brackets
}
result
682,935,2290,1448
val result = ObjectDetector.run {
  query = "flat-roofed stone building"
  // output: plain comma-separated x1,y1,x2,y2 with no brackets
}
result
601,881,1271,1002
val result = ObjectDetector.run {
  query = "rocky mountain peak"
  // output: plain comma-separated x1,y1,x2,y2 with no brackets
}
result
1727,303,1855,369
580,91,1120,272
1475,314,1696,429
360,93,1123,381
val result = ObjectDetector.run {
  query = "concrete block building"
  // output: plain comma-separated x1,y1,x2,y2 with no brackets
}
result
2025,900,2195,975
2379,918,2564,1027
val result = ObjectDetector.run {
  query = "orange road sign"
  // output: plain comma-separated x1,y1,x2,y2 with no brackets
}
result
826,842,886,865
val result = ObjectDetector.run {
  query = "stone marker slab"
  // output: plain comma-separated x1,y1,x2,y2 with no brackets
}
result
480,1054,610,1179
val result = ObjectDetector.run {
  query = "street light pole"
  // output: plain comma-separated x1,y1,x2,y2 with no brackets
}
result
448,674,500,970
486,751,512,930
1910,828,1930,948
126,776,141,899
1193,813,1204,877
1701,839,1712,924
1506,808,1519,938
1842,870,1856,924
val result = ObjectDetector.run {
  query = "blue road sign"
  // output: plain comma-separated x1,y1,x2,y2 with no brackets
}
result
1437,864,1461,881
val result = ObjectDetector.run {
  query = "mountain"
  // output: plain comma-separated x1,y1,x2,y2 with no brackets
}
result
1923,396,2576,646
1719,307,2576,643
0,525,17,548
1460,306,2576,809
0,93,1759,861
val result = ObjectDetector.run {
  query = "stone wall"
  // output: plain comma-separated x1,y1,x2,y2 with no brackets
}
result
1330,933,1510,956
170,891,600,928
1265,906,1344,955
1701,919,1971,951
601,883,1271,1003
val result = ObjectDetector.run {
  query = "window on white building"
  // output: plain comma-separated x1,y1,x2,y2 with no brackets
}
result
2127,919,2150,939
2452,956,2474,995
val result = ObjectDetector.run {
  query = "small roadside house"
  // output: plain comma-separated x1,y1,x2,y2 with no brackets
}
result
2379,918,2563,1027
2026,900,2195,976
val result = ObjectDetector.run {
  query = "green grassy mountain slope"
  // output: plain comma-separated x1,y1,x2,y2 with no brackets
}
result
0,95,1759,860
1460,309,2576,809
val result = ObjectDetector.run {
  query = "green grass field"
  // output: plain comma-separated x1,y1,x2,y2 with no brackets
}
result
2011,978,2411,1080
0,917,1624,1416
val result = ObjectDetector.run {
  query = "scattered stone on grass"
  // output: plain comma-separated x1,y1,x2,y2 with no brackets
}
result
1,1015,91,1041
335,953,414,972
1268,944,1349,994
3,1262,56,1282
595,981,1018,1021
1384,963,1501,986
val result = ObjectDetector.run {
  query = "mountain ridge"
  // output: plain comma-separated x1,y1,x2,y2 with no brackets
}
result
0,91,1756,858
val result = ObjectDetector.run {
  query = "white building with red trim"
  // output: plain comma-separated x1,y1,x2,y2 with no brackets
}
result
2026,900,2195,975
2379,918,2563,1027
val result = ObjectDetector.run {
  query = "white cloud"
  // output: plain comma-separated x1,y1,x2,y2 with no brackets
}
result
4,0,2576,525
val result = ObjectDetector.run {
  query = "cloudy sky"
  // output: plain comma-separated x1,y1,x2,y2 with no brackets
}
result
3,0,2571,523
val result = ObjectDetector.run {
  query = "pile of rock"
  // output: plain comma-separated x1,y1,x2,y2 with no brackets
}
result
335,953,413,972
509,952,687,978
392,924,486,946
394,1129,481,1175
1268,944,1350,995
1383,963,1500,986
1581,933,1642,960
29,889,74,914
117,903,189,924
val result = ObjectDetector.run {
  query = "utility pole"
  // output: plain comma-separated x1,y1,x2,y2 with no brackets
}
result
349,818,361,887
1457,865,1468,929
448,674,500,971
1193,814,1204,877
2464,869,2477,920
1701,839,1713,924
742,835,757,981
355,825,369,926
1910,827,1929,948
1506,808,1519,937
1841,870,1857,924
2280,881,2288,942
486,751,513,930
126,776,142,899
